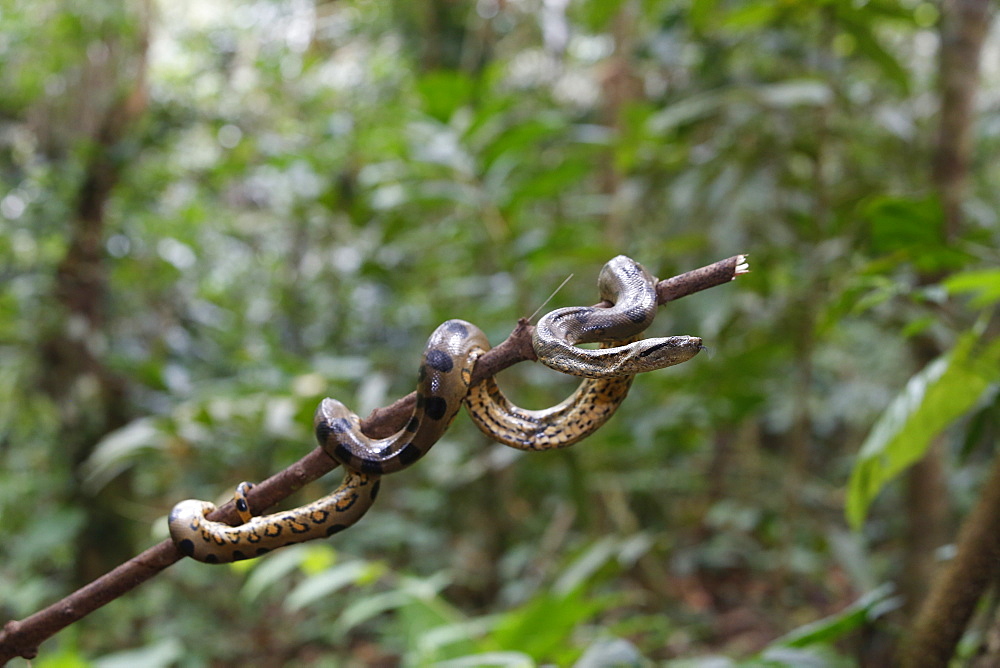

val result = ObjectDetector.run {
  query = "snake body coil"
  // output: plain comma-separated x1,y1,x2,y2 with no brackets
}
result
465,256,701,449
315,319,487,474
170,258,705,563
532,256,702,379
465,366,635,450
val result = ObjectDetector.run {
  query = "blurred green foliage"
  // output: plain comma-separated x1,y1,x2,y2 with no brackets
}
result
1,0,998,665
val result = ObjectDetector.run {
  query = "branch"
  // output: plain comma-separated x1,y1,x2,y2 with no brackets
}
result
0,254,747,665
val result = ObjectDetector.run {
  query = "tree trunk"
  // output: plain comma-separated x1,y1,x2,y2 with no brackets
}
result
898,0,993,660
900,451,1000,667
36,10,150,585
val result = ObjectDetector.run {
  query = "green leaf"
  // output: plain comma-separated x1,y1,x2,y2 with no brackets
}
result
688,0,720,32
774,584,898,648
489,586,617,663
416,70,475,123
846,333,1000,528
336,572,452,635
719,1,780,32
647,91,727,135
864,195,942,250
862,195,968,272
92,639,184,668
434,652,534,668
284,560,378,612
944,269,1000,308
80,418,162,492
241,545,314,603
837,9,911,93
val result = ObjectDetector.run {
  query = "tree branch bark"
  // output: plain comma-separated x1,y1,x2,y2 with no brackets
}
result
0,254,747,665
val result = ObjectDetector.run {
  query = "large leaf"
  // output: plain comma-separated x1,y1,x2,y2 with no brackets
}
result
846,333,1000,529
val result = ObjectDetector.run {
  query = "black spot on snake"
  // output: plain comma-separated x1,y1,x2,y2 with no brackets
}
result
425,349,454,372
177,539,195,557
625,305,649,323
359,459,385,475
256,547,271,556
333,443,354,464
205,554,219,564
425,396,449,420
405,416,419,432
232,550,247,561
398,443,423,466
326,524,347,536
314,421,331,445
444,320,469,337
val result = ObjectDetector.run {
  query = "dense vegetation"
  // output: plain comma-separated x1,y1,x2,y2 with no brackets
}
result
1,0,998,665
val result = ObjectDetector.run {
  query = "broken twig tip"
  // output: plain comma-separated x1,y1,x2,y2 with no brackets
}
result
734,254,750,277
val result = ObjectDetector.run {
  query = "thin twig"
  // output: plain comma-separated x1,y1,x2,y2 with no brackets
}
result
0,254,748,665
527,273,574,323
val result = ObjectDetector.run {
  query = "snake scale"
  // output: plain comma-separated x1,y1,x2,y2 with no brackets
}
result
169,256,702,563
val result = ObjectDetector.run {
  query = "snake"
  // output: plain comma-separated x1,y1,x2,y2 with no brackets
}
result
464,256,703,450
169,319,487,562
169,259,703,561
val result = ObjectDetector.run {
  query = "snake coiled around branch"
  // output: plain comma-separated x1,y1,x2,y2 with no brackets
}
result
169,319,486,563
168,258,703,562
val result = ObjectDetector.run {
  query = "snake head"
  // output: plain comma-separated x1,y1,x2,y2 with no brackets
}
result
633,335,703,368
537,334,704,378
593,334,704,378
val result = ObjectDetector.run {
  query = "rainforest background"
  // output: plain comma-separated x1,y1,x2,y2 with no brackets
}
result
2,0,1000,665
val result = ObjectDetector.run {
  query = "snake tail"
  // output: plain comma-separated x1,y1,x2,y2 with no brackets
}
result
168,470,379,564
